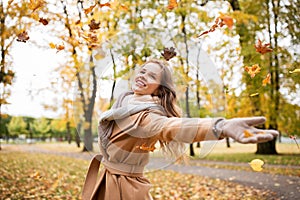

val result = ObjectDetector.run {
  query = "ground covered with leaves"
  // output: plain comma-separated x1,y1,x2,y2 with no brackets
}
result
0,150,277,200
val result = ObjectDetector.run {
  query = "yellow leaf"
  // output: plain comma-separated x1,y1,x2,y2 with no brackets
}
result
249,159,264,172
262,73,271,86
289,69,300,74
243,130,254,138
49,42,56,49
250,93,259,97
245,64,261,78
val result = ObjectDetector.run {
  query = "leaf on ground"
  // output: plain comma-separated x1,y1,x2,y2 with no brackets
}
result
249,159,264,171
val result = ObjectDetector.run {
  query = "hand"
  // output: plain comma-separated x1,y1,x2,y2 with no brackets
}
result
222,117,279,144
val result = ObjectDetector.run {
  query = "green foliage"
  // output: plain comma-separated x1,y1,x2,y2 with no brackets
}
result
30,118,51,139
6,116,28,138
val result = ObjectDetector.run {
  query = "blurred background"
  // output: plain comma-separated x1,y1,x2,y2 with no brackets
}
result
0,0,299,155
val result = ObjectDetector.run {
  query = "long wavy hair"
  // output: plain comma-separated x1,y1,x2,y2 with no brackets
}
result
141,59,186,160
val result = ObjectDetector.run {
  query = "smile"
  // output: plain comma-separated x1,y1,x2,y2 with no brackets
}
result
135,79,146,87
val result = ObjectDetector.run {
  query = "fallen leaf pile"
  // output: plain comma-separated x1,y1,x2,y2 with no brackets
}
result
1,151,276,199
0,152,89,199
146,170,275,200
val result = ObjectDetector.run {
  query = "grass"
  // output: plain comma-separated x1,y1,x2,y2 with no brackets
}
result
190,141,300,176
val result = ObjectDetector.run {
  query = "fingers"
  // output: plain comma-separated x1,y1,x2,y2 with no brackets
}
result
243,116,266,126
240,131,277,144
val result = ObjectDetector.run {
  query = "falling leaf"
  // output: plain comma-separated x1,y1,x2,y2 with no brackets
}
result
84,3,97,14
245,64,261,78
167,0,178,10
16,31,30,43
250,93,259,97
198,13,234,37
289,69,300,74
104,0,128,11
289,135,300,149
136,143,156,152
39,17,48,25
254,39,273,55
88,19,100,30
244,130,254,138
219,13,234,29
99,2,111,8
49,42,56,49
249,159,264,172
29,0,45,12
55,43,65,53
49,42,65,53
262,73,271,86
161,47,177,61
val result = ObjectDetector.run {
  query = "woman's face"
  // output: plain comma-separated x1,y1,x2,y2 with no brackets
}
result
132,62,162,95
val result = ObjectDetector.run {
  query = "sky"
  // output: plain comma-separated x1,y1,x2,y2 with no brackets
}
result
4,41,64,118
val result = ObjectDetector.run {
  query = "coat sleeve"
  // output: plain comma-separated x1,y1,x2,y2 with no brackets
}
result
140,112,222,143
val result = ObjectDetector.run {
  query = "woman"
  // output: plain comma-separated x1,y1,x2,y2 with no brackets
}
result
82,59,278,200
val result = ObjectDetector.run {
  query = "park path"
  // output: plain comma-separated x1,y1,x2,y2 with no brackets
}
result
3,144,300,200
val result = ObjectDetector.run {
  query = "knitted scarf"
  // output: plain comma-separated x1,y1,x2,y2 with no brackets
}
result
98,91,165,150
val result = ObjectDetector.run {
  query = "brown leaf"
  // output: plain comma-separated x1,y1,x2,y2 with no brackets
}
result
161,47,177,61
254,39,273,54
88,19,100,30
16,31,30,43
39,18,49,25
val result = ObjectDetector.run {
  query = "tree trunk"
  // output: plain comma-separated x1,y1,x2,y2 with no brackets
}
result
256,138,277,154
255,0,280,155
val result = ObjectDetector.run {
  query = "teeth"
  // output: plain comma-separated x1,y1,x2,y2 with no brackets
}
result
136,80,146,87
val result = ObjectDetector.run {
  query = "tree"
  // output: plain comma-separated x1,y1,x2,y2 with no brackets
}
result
0,0,37,149
6,116,28,138
30,117,51,140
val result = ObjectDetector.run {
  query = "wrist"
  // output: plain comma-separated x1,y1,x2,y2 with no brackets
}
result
212,118,225,139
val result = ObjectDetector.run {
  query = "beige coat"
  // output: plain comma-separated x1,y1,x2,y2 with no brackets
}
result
83,94,221,200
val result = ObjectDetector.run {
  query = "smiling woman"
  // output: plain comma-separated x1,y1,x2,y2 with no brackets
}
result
82,59,279,200
132,62,162,96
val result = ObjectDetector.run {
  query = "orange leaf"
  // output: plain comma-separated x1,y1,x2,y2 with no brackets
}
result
254,39,273,55
244,130,254,138
56,43,65,53
84,3,97,15
198,13,233,37
245,64,261,78
136,143,156,152
219,13,234,29
167,0,178,10
262,73,271,86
